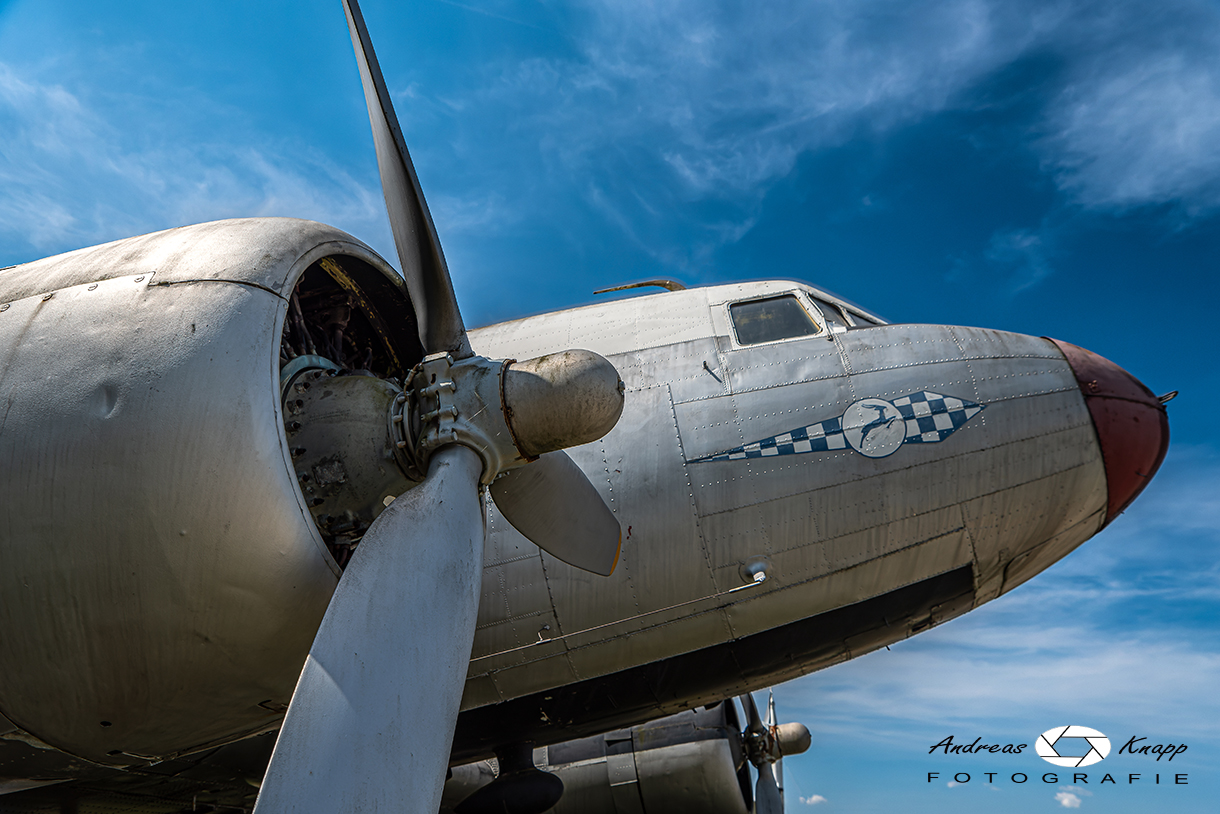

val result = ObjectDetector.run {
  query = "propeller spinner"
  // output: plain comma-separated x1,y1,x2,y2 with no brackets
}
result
252,2,625,811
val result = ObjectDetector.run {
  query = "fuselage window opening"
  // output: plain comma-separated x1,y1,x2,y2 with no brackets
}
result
729,295,823,345
844,308,877,326
810,297,850,330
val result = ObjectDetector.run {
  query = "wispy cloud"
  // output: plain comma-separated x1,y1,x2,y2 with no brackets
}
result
985,228,1056,293
1054,789,1082,808
774,450,1220,749
1038,2,1220,219
0,62,386,263
8,0,1220,274
441,0,1220,259
790,625,1220,740
416,0,1060,268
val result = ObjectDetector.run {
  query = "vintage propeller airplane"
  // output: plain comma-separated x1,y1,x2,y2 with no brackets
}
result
0,1,1170,812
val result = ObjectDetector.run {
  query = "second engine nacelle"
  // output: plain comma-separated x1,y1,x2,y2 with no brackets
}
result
443,702,761,814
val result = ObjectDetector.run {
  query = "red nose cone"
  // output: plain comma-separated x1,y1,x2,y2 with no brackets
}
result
1049,339,1169,526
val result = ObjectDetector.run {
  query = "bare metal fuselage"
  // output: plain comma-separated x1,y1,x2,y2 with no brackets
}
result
456,279,1106,756
0,219,1112,775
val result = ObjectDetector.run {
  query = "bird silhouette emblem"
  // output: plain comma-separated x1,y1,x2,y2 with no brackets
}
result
690,392,984,463
842,399,907,457
860,403,899,441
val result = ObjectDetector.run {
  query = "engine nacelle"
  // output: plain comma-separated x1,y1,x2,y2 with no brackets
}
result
0,218,421,764
443,703,753,814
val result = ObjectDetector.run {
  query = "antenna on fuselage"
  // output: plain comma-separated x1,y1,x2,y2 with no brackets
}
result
594,279,687,295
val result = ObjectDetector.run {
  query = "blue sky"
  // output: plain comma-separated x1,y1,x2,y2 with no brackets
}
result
2,0,1218,811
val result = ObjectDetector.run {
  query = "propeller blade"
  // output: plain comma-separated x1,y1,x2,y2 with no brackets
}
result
754,759,783,814
253,445,486,813
489,450,621,576
740,692,766,737
342,0,471,358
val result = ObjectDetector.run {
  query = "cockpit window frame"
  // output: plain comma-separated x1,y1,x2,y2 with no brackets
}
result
725,291,827,349
795,284,888,328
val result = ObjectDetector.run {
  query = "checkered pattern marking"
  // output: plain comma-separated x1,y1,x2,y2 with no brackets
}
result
893,391,984,444
695,417,848,462
690,391,983,463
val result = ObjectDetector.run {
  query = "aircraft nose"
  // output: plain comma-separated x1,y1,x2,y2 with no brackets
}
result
1048,338,1169,526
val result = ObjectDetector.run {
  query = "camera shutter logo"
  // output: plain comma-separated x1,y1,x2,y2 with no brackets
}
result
1036,726,1111,767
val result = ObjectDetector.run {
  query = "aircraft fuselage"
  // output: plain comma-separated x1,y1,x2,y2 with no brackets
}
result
454,279,1124,757
0,219,1166,777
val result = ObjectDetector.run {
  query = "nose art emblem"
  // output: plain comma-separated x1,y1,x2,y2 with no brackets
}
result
690,391,984,463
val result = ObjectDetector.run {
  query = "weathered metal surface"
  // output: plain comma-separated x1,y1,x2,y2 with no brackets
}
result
0,218,381,301
490,452,621,576
503,350,625,459
1048,337,1170,523
0,255,1145,782
442,705,749,814
472,287,716,360
405,353,529,485
451,567,974,760
0,219,408,765
283,368,412,553
253,445,485,814
462,283,1110,722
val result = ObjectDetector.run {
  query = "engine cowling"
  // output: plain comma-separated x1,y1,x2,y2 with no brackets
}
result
0,218,421,764
443,703,755,814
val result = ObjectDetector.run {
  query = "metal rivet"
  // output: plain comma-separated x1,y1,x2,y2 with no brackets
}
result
0,304,8,312
42,293,53,301
88,284,98,291
134,276,144,283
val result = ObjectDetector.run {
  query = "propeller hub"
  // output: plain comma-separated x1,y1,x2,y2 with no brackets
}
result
392,350,624,486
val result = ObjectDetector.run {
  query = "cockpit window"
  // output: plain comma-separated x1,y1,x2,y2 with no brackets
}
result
730,295,822,345
811,297,849,330
846,310,878,326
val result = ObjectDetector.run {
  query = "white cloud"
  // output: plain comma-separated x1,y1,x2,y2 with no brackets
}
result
9,0,1220,275
800,794,827,805
460,0,1220,242
0,61,387,263
437,0,1056,266
1055,790,1082,808
770,450,1220,746
1054,784,1094,808
1038,4,1220,218
1094,446,1220,539
795,624,1220,740
1043,56,1220,213
487,0,1042,195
